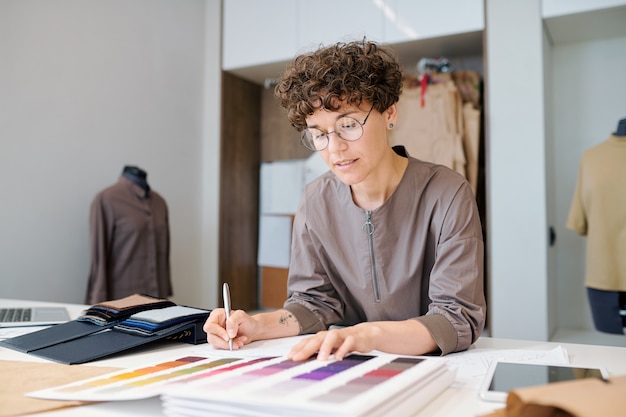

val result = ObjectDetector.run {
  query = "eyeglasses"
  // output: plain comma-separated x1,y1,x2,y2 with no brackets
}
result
300,104,375,151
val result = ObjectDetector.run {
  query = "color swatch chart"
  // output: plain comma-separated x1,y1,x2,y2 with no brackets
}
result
161,353,453,417
176,354,425,404
29,352,449,406
28,355,256,401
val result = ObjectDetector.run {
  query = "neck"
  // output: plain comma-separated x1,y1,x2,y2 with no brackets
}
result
351,151,408,211
122,170,150,196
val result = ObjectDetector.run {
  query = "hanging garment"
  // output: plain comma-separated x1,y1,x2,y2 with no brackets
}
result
390,78,466,178
85,176,172,304
451,71,482,195
462,102,481,194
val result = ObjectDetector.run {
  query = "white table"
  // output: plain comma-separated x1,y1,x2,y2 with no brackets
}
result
2,298,626,417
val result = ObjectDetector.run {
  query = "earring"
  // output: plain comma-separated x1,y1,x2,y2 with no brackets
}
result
389,123,394,129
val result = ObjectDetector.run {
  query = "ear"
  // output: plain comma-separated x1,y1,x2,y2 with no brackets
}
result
383,103,398,129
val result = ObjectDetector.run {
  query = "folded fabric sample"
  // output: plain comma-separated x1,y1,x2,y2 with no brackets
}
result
78,294,176,325
114,306,212,336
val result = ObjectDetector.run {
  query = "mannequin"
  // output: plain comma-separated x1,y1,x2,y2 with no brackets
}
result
616,117,626,136
85,165,172,304
122,165,150,194
567,127,626,334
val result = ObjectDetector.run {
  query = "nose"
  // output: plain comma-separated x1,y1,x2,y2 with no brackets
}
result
325,131,346,152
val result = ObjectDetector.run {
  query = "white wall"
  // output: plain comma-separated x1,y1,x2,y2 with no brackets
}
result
551,35,626,331
485,0,550,341
0,0,220,309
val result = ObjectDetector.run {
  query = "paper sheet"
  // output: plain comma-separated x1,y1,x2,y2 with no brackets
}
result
191,335,307,358
445,346,569,389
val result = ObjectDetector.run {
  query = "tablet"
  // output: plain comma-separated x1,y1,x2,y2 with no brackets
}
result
478,361,609,402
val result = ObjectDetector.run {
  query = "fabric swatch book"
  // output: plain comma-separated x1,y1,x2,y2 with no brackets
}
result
28,351,454,417
0,295,210,364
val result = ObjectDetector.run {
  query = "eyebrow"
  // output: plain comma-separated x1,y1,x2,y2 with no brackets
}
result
306,108,362,129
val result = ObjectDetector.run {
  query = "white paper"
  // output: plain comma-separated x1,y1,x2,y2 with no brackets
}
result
191,335,307,358
444,345,569,389
257,214,293,268
260,160,306,214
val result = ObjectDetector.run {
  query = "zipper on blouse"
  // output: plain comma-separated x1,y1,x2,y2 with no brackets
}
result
362,210,381,303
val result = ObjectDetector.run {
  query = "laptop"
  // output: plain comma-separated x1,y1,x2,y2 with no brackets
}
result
0,306,71,327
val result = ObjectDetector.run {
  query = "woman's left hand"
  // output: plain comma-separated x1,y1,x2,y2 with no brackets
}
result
287,320,438,361
287,323,379,361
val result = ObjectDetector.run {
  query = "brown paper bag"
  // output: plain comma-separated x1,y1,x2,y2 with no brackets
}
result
0,360,120,417
481,375,626,417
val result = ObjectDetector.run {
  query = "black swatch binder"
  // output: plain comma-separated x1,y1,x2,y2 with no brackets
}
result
0,295,210,364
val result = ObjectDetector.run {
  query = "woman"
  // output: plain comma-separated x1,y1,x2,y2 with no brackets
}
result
204,39,485,360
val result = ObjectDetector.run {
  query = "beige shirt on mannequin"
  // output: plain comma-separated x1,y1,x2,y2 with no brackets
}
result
567,134,626,291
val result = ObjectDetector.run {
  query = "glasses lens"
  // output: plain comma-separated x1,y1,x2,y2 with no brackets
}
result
335,117,363,141
301,128,327,151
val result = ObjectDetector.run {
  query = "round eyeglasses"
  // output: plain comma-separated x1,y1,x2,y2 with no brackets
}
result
300,105,374,151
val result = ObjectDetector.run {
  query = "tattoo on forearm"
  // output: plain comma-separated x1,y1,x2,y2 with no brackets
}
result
278,312,294,326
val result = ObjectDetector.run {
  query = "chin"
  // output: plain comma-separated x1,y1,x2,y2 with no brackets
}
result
333,171,361,186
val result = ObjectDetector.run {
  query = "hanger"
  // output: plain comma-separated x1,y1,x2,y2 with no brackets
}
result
417,57,451,75
414,57,452,107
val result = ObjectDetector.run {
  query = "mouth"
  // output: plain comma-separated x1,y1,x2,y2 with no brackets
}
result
334,158,357,168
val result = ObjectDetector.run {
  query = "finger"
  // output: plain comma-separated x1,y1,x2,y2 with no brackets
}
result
288,334,324,361
225,309,251,340
206,333,231,350
203,309,229,345
232,335,248,349
224,309,240,339
332,334,356,360
206,308,227,324
317,330,341,361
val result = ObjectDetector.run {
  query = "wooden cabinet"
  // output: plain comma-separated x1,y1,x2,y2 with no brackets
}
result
219,72,261,310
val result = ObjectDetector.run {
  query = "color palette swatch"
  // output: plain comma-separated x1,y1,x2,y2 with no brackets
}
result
27,355,266,401
29,353,454,416
161,354,454,417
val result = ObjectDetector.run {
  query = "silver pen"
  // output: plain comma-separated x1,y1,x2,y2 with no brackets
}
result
222,282,233,351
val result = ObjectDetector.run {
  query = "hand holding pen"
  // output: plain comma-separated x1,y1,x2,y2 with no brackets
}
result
203,285,301,352
222,282,233,351
203,283,256,351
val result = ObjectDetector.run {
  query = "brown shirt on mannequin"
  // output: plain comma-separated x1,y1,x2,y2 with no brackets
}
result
85,176,172,304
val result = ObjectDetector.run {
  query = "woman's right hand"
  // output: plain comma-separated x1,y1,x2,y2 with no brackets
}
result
203,308,256,350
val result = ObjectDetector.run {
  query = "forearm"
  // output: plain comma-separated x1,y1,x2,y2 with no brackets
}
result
358,320,438,356
251,309,301,341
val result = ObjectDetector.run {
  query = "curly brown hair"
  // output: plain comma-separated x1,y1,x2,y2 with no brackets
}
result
274,39,404,131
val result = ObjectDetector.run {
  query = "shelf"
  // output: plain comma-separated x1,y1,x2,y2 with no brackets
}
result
227,30,484,87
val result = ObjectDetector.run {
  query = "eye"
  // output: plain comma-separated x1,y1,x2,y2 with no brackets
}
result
337,117,359,131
